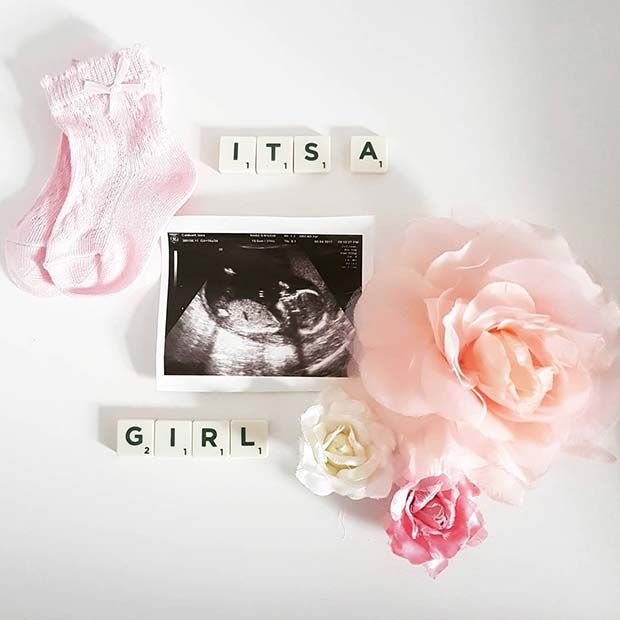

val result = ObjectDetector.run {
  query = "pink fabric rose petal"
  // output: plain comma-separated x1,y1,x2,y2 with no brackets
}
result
351,218,620,503
399,218,476,274
490,258,620,336
421,348,487,425
386,474,487,577
358,346,435,417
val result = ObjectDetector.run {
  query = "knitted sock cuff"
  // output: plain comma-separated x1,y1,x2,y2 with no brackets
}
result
41,44,158,114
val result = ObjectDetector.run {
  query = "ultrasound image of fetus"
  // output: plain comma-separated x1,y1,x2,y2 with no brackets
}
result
206,269,323,337
164,241,355,377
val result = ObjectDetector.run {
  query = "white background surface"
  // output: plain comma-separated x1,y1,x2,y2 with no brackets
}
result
1,2,619,619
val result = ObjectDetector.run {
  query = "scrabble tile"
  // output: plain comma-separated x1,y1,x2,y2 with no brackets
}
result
256,136,294,174
219,136,257,174
230,420,268,458
350,136,388,173
192,420,230,458
294,136,331,173
117,419,154,457
154,420,192,457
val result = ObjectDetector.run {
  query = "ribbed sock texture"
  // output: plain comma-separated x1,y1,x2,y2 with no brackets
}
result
40,45,195,295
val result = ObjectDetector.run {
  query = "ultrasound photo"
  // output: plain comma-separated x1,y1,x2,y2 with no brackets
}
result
156,216,374,391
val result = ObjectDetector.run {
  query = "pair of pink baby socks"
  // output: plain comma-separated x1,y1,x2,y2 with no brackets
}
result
5,45,196,296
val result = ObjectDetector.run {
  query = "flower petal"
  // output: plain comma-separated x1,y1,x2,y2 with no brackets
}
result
421,348,487,426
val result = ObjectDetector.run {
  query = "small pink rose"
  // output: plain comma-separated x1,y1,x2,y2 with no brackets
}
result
386,474,487,577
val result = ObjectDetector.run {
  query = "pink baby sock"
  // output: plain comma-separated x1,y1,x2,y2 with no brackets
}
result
40,45,195,295
4,61,83,297
4,133,71,297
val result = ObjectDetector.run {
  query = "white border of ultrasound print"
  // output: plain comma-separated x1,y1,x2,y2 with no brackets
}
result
156,215,375,392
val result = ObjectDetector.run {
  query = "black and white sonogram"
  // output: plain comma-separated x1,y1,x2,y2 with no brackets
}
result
162,231,364,380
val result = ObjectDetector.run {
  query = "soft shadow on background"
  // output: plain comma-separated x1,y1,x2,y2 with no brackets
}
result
125,281,160,377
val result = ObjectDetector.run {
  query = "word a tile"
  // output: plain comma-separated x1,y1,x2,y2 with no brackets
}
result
350,136,388,173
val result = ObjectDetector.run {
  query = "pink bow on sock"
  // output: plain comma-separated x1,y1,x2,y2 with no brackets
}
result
83,54,143,115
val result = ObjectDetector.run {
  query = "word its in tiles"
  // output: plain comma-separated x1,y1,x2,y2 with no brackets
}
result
116,419,268,458
218,135,387,174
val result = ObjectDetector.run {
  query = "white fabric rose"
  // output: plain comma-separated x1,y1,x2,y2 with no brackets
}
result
296,388,396,500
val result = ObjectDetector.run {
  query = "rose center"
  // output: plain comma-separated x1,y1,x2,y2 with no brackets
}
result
321,424,367,474
425,500,448,529
462,328,555,416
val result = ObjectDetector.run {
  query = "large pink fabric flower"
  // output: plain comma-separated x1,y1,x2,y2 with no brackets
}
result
353,219,620,504
387,474,487,577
